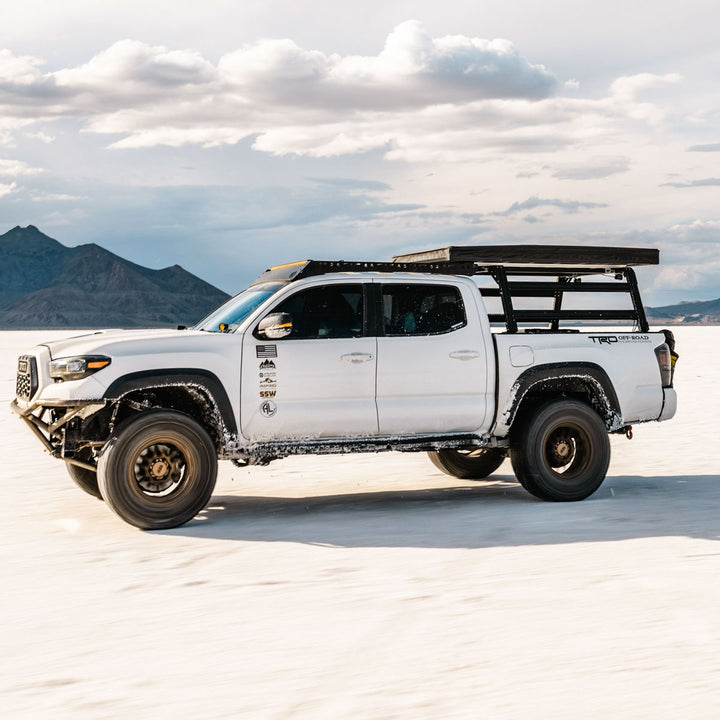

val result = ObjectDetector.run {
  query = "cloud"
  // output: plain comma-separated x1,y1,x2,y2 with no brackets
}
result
551,156,630,181
492,196,608,216
218,21,557,109
661,177,720,188
0,181,17,197
308,177,392,191
0,23,677,162
31,192,86,202
687,142,720,152
0,158,43,176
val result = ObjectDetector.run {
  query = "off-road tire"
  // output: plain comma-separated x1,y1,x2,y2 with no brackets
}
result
428,448,507,480
66,447,102,500
510,399,610,501
97,410,217,530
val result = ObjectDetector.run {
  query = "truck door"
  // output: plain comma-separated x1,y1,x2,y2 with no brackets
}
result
240,281,378,442
375,281,490,435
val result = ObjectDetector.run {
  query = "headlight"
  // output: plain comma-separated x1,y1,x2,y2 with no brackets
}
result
49,355,111,382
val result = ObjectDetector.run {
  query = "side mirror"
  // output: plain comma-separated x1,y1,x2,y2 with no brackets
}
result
257,312,293,340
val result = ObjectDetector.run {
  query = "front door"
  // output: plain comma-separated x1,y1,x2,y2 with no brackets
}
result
240,281,378,442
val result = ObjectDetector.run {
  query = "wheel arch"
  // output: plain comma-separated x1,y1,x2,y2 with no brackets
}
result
501,362,622,434
103,370,237,453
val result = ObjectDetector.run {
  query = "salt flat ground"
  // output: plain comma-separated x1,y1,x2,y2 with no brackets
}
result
1,327,719,719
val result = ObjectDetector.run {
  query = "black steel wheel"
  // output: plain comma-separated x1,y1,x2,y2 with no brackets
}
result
428,448,507,480
510,399,610,501
66,447,102,500
97,410,217,530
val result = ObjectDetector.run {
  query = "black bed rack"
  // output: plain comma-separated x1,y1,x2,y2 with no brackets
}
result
253,245,658,333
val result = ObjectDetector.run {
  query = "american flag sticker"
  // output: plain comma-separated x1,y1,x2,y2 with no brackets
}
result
256,344,278,358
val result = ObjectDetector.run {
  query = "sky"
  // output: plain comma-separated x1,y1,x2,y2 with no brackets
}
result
1,0,719,305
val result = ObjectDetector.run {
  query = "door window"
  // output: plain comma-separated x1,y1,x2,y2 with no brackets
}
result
268,284,364,339
381,284,466,336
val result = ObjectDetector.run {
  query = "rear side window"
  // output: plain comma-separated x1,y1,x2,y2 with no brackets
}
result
381,284,466,336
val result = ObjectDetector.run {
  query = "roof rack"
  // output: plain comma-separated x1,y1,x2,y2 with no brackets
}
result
251,245,657,333
392,244,659,267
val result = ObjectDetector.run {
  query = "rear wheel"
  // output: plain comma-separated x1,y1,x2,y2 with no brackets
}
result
66,447,102,500
428,448,507,480
510,399,610,501
97,410,217,530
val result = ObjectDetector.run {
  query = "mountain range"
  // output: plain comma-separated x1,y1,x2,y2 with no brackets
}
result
0,225,716,328
645,298,720,325
0,226,230,328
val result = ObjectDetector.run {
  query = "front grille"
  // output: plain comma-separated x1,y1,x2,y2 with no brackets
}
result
16,355,38,401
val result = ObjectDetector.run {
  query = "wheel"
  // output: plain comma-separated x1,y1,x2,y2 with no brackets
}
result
97,410,217,530
428,448,507,480
510,399,610,501
66,447,102,500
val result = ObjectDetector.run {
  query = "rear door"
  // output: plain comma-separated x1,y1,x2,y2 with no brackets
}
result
240,280,378,442
375,280,491,435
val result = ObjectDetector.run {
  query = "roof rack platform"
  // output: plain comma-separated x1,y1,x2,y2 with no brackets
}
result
392,245,658,267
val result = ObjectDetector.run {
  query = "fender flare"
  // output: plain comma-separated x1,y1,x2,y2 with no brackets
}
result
500,362,622,431
103,369,237,436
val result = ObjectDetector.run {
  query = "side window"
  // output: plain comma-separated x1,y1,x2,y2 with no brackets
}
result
269,284,364,339
382,284,466,336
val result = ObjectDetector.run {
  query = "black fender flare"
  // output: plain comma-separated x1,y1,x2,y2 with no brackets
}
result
103,369,237,437
501,362,622,430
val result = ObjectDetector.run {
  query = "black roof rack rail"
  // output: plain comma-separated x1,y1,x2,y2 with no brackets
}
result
251,245,656,333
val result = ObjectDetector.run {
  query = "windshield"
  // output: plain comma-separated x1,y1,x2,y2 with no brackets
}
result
194,282,285,333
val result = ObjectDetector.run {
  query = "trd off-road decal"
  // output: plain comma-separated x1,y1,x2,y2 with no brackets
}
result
258,355,278,414
588,335,651,345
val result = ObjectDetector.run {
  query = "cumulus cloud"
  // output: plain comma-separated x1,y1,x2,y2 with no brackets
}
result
0,181,17,197
0,25,684,163
0,158,42,176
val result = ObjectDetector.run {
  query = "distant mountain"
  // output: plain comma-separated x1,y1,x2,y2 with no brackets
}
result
646,298,720,325
0,225,231,328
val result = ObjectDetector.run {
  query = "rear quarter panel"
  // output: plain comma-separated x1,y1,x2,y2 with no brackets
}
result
492,331,666,436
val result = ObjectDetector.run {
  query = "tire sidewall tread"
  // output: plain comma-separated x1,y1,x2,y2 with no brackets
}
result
97,410,217,530
510,399,610,502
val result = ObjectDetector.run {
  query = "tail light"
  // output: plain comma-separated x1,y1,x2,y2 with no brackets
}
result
659,328,679,387
655,344,672,387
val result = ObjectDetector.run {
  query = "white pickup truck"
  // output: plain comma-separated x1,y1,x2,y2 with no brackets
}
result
12,245,678,530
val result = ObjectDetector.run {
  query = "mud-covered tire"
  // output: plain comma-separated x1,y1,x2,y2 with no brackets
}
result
428,448,507,480
510,399,610,501
66,447,102,500
97,410,217,530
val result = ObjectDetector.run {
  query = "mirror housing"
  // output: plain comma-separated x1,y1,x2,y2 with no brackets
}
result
257,313,293,340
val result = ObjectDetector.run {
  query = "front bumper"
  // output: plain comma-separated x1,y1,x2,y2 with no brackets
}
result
10,398,107,459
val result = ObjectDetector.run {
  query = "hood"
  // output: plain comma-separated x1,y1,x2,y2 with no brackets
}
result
40,328,210,359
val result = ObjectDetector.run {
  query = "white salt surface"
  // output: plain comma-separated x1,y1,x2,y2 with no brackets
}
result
1,327,719,719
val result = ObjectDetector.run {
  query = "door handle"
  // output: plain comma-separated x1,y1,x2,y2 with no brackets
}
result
341,352,374,364
449,350,480,361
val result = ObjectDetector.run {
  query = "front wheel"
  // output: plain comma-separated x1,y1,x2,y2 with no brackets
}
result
97,410,217,530
510,399,610,501
66,447,102,499
428,448,507,480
